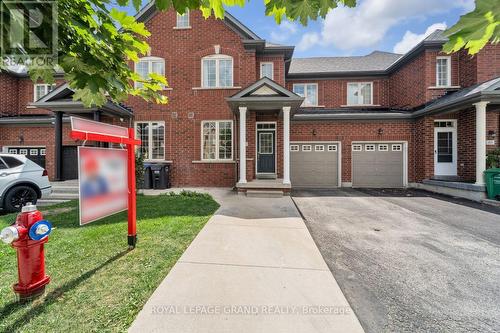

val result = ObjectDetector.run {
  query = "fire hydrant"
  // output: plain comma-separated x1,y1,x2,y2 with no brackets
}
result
0,203,52,301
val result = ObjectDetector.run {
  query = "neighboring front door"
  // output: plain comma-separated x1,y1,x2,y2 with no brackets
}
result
434,120,457,176
257,131,275,174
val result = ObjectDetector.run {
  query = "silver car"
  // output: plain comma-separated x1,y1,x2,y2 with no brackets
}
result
0,154,52,212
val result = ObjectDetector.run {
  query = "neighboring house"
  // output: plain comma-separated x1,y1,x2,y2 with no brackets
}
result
0,5,499,200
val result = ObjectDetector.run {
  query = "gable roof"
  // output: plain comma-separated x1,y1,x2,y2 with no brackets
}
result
289,51,402,77
288,30,449,77
226,77,304,111
33,83,133,117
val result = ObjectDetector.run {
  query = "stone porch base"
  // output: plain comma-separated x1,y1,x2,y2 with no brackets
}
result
236,179,291,197
410,180,487,202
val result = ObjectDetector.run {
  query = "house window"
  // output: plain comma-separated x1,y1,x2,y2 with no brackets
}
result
328,145,337,152
347,82,372,105
315,145,324,152
30,149,38,156
293,83,318,106
135,57,165,89
135,121,165,160
260,62,274,80
302,145,312,152
8,149,17,154
202,55,233,88
352,144,362,151
202,121,233,160
436,56,451,87
40,149,46,156
378,144,388,151
176,10,190,28
34,84,55,101
19,149,28,155
290,145,299,152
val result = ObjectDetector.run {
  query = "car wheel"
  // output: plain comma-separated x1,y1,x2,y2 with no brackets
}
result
4,186,38,213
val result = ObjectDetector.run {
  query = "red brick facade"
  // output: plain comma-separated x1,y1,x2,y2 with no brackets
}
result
1,10,499,187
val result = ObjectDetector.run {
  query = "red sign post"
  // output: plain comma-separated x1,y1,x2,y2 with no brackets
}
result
70,117,141,248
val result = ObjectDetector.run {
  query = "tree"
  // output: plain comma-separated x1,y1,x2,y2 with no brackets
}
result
443,0,499,55
0,0,498,108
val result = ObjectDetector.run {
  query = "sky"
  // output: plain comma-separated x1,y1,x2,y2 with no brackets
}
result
126,0,476,58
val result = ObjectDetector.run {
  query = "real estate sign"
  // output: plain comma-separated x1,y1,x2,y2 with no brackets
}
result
78,147,128,225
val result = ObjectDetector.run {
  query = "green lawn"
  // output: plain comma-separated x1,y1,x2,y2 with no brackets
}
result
0,192,219,333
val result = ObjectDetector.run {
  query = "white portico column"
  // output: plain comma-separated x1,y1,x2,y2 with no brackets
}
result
474,101,489,185
283,106,291,185
239,106,247,184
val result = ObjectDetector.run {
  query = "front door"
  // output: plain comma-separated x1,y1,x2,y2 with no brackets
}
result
434,120,457,176
257,131,275,174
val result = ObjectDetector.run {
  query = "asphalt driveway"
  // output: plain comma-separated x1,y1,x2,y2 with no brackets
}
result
293,188,500,333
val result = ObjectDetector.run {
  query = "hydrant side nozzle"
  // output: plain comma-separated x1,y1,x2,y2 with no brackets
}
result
0,226,20,244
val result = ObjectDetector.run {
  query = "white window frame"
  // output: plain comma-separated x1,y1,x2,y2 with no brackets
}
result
40,149,46,156
175,10,190,28
392,144,402,151
436,56,451,87
134,57,166,89
29,149,38,156
201,120,233,161
315,145,325,152
8,149,17,154
365,144,376,151
260,62,274,80
328,145,337,152
201,54,234,88
290,144,299,152
134,121,166,161
302,145,312,152
293,83,318,107
378,144,389,151
19,149,28,155
34,84,55,102
347,82,373,106
352,144,362,151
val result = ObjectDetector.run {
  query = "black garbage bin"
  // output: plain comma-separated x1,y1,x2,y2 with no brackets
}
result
150,163,171,189
143,165,153,189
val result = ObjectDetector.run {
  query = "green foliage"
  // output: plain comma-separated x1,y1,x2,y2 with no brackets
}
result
487,148,500,168
135,150,145,189
443,0,499,55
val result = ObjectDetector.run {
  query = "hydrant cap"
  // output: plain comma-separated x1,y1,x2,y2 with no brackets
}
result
21,203,37,213
0,226,19,244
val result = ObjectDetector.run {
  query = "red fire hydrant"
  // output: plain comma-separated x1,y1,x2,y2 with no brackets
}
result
0,203,52,301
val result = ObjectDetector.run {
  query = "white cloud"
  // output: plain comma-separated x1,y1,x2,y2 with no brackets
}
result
297,33,320,51
393,22,447,54
269,21,299,43
296,0,473,52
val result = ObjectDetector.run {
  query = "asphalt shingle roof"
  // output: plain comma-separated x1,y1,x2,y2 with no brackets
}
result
288,51,402,75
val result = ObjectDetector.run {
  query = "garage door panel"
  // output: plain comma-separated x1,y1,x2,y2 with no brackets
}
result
291,143,338,188
352,143,404,188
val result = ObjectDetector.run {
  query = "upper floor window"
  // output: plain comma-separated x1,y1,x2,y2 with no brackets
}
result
436,56,451,87
135,121,165,160
293,83,318,107
347,82,372,105
34,84,55,101
176,10,190,28
202,120,233,160
260,62,274,80
135,57,165,89
202,55,233,88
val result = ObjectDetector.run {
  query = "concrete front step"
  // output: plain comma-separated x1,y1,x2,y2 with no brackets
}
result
246,190,283,198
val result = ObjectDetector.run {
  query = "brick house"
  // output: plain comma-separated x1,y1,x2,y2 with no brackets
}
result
1,5,499,200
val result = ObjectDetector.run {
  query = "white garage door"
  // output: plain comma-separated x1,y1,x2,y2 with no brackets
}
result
290,142,339,188
352,143,405,188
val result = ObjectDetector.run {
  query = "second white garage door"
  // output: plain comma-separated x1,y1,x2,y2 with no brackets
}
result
290,142,340,188
352,143,405,188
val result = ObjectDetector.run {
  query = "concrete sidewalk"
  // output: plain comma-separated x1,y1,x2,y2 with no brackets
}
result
129,189,364,333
